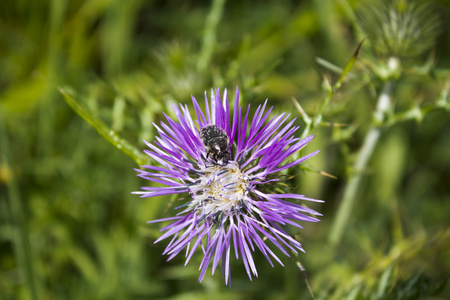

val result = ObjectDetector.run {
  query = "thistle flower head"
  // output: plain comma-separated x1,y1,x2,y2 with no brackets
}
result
357,0,441,59
134,87,322,285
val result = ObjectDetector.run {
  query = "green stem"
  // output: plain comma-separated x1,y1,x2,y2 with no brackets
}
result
329,80,394,247
0,115,39,300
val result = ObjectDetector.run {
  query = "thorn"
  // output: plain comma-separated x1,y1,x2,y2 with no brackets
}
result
292,97,311,124
353,38,366,59
319,170,337,180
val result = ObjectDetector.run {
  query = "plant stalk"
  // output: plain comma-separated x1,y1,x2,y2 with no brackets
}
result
329,80,394,247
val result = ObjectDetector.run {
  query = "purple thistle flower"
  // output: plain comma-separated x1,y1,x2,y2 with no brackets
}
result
133,87,323,285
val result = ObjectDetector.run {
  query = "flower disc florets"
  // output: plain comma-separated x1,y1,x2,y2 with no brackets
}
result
189,161,249,217
134,87,323,285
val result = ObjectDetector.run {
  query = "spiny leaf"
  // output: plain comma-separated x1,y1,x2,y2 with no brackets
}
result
60,87,148,166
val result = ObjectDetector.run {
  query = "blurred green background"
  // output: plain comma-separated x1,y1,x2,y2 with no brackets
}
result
1,0,449,299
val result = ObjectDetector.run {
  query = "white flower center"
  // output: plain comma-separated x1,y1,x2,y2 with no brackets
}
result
189,161,250,216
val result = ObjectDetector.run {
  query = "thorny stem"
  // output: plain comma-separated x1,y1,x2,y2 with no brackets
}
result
329,80,394,247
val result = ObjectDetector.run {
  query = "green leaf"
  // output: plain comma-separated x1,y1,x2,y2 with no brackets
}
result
60,86,148,166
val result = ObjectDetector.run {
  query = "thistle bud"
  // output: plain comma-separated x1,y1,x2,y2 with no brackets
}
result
357,0,441,60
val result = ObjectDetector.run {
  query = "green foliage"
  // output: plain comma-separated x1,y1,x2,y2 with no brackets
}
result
60,87,148,166
1,0,449,299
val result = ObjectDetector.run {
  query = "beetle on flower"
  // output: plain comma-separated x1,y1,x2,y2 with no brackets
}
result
133,87,323,285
